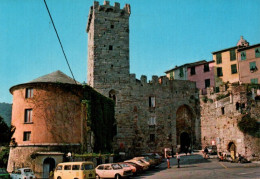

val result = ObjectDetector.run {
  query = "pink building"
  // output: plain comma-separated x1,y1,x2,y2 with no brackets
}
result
187,60,215,94
237,43,260,84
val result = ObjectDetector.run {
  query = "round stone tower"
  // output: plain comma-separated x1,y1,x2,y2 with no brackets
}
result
7,70,83,178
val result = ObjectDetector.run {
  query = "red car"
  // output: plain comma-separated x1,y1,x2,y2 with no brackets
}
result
124,162,144,174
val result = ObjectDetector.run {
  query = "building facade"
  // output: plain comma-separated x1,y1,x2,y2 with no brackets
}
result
237,43,260,84
187,60,215,94
7,71,84,178
86,1,201,154
212,36,250,87
200,84,260,159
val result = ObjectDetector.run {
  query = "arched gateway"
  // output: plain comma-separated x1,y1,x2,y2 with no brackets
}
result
176,105,196,152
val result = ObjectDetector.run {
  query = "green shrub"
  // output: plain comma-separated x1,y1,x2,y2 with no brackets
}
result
202,96,208,103
238,115,259,137
216,93,230,101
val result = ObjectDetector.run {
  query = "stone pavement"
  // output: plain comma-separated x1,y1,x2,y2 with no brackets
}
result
136,153,260,179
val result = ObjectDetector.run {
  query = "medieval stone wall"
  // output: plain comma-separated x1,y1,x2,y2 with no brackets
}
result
86,1,201,155
200,85,260,159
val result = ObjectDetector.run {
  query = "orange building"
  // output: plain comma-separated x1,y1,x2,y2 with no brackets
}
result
212,36,250,88
7,71,84,178
237,43,260,84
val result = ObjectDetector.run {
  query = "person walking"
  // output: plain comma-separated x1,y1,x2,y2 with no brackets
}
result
167,155,171,168
176,153,180,168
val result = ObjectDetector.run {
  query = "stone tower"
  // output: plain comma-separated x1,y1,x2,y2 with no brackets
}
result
87,1,131,91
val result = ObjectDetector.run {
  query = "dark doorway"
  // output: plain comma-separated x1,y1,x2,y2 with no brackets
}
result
43,157,55,178
228,142,236,160
180,132,190,152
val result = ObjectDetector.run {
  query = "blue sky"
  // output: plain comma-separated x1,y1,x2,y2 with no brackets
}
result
1,0,260,103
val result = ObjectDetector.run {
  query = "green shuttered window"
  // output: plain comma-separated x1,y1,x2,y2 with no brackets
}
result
231,64,237,74
230,49,236,61
241,51,246,60
216,53,222,64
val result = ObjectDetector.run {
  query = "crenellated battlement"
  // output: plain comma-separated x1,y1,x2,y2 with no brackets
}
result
87,1,130,32
129,74,192,88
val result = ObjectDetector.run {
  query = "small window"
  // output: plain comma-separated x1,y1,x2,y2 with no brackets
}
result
170,71,174,80
109,45,113,50
23,131,31,141
255,47,260,58
111,24,114,29
215,87,220,93
148,116,156,125
251,78,258,84
149,96,155,107
231,64,237,74
25,109,33,123
250,61,257,72
205,79,210,88
25,88,33,98
190,66,196,75
221,107,225,115
204,64,209,72
241,51,246,60
179,67,184,77
72,165,80,170
216,53,222,64
64,165,71,170
150,134,155,142
230,49,236,61
56,165,63,170
217,67,223,77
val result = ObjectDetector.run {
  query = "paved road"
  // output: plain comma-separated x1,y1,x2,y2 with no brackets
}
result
135,154,260,179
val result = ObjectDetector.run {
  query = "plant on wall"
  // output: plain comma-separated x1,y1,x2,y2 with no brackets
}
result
238,115,260,137
82,85,116,153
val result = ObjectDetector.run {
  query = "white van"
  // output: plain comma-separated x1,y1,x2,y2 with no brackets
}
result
54,161,96,179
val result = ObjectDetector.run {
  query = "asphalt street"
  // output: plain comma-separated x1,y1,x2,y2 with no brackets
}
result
135,154,260,179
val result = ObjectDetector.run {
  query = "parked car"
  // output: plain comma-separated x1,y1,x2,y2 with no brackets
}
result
10,168,36,179
54,161,96,179
133,157,153,167
207,145,217,155
118,162,136,175
124,161,144,173
95,163,132,179
0,168,10,179
124,159,149,170
142,153,163,164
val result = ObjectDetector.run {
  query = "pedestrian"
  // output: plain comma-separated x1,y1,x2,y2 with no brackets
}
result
203,147,208,159
49,170,54,179
176,153,180,168
167,154,171,168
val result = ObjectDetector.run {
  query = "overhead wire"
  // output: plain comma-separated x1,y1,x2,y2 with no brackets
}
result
43,0,77,84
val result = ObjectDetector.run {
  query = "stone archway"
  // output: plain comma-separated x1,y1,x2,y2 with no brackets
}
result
43,157,55,178
228,142,236,160
176,105,195,152
180,132,190,152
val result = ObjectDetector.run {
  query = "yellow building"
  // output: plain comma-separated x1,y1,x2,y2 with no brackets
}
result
212,36,249,87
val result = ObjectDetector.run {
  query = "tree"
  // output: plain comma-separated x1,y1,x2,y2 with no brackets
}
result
0,115,11,145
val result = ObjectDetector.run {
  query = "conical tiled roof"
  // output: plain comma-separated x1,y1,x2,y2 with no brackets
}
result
28,70,80,85
10,70,81,93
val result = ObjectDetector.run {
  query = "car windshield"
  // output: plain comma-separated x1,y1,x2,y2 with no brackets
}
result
24,169,32,173
112,164,122,170
81,164,94,170
119,163,129,167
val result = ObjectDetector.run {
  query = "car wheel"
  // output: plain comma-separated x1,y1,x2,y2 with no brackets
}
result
115,174,121,179
96,174,101,179
57,177,62,179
